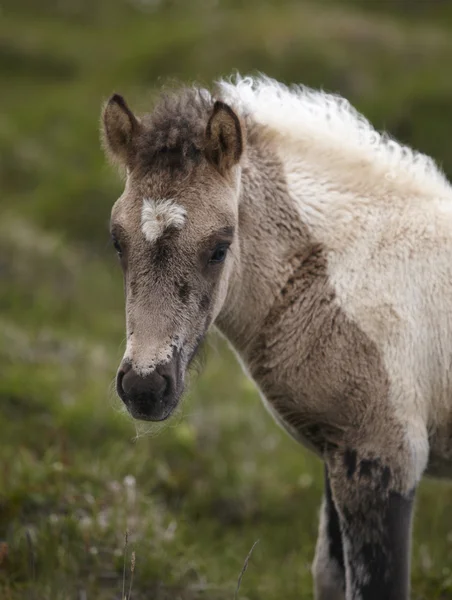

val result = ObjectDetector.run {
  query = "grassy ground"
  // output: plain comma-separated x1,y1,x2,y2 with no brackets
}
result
3,1,452,598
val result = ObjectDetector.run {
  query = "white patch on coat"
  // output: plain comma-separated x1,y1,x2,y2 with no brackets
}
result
218,74,450,198
141,198,186,244
221,74,452,483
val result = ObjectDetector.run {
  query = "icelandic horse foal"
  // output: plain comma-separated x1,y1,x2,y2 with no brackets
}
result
101,75,452,600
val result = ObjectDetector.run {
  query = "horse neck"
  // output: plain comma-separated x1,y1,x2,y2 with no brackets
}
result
215,140,312,356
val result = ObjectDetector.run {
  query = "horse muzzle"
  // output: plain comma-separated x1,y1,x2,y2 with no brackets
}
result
116,355,182,421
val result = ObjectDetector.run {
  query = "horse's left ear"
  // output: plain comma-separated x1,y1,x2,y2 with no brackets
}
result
101,94,141,167
205,101,244,175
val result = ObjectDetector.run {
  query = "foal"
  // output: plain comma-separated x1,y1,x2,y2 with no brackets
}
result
101,75,452,600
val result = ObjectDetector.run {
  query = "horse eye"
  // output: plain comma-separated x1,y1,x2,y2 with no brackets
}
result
112,237,122,257
209,243,229,264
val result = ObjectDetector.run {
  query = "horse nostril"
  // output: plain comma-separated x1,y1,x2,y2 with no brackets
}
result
122,362,132,375
116,367,129,402
161,374,171,397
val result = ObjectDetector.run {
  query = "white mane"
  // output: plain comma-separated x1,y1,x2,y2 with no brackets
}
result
218,75,451,198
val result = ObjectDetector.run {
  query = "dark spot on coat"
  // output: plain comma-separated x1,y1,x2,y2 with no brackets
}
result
200,293,210,311
303,424,325,450
129,279,138,297
359,458,373,478
358,458,392,489
177,280,190,304
344,449,357,479
382,466,391,489
152,238,172,266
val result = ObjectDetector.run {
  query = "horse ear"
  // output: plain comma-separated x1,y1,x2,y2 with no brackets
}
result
101,94,141,166
205,100,244,175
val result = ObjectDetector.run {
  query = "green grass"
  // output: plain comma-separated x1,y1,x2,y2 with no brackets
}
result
3,1,452,598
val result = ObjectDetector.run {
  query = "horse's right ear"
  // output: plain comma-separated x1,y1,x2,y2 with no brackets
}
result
205,100,244,175
101,94,141,166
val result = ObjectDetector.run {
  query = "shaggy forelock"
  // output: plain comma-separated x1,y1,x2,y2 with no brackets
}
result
135,87,214,173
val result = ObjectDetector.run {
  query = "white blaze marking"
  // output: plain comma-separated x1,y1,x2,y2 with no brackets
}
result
141,198,186,243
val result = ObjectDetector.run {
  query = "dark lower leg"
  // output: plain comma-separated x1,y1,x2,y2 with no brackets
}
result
329,453,415,600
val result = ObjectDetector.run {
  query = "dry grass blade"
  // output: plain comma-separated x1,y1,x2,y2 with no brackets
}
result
127,551,136,599
234,540,259,600
122,530,129,600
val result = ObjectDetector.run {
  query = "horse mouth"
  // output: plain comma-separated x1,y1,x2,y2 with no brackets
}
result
125,385,184,422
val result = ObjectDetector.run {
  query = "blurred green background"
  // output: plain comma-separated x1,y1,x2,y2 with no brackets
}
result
2,1,452,598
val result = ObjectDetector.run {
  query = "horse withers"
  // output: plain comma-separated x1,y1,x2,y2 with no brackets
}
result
101,75,452,600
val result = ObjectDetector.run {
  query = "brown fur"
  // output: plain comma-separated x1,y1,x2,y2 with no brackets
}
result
104,88,214,175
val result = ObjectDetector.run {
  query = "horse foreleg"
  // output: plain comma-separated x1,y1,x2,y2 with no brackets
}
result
327,449,415,600
312,465,346,600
